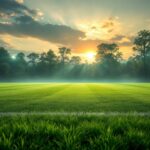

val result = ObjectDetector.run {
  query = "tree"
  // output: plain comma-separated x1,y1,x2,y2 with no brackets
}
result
59,47,71,65
13,52,27,77
45,50,57,75
16,52,26,63
125,56,141,78
27,53,39,76
27,53,39,65
39,52,47,63
70,56,81,65
16,52,27,66
0,47,11,78
133,30,150,79
46,50,57,64
96,43,122,77
0,47,10,62
37,50,58,76
97,43,122,60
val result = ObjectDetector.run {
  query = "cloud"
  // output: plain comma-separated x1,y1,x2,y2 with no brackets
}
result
0,14,133,54
0,39,11,48
110,34,134,46
0,0,87,53
15,0,24,4
0,0,38,19
102,20,114,29
101,17,121,34
0,0,138,59
75,17,122,41
0,15,85,47
0,34,59,53
0,36,22,54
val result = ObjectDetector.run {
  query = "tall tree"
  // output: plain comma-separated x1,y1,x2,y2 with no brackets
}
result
70,56,81,65
96,43,122,77
39,52,47,63
27,53,39,65
46,50,57,64
59,47,71,65
0,47,10,62
14,52,27,77
97,43,122,61
0,47,11,78
45,50,57,75
133,30,150,78
16,52,26,63
27,52,39,76
38,50,57,76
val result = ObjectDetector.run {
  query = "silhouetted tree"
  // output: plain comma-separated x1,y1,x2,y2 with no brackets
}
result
27,52,39,76
125,56,141,78
37,52,47,76
0,47,11,78
46,50,57,64
39,52,47,64
133,30,150,79
27,53,39,66
0,47,10,62
37,50,58,77
59,47,71,65
16,52,26,63
45,50,57,75
97,43,122,61
13,52,27,77
70,56,81,65
96,43,122,77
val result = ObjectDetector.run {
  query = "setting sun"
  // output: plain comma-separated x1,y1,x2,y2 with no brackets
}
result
85,52,96,63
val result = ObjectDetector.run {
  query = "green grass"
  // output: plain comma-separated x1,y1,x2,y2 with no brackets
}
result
0,83,150,149
0,83,150,112
0,115,150,150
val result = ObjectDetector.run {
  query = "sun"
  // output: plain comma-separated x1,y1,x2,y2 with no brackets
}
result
85,52,96,63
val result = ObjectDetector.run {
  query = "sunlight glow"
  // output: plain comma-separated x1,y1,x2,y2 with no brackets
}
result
85,52,96,63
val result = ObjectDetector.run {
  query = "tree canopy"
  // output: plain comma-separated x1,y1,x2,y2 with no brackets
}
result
0,30,150,81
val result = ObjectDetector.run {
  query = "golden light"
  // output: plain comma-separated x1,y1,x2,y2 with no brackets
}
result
85,52,96,63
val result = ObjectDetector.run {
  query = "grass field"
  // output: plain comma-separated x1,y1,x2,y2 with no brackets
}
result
0,115,150,150
0,83,150,112
0,83,150,150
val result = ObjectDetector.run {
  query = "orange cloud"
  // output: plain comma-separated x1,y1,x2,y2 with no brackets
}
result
0,35,60,53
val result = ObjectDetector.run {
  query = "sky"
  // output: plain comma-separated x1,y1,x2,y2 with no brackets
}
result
0,0,150,59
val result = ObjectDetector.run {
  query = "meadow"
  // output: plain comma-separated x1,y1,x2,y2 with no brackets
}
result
0,83,150,150
0,83,150,112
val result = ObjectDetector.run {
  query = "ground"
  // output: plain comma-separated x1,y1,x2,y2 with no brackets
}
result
0,83,150,150
0,83,150,112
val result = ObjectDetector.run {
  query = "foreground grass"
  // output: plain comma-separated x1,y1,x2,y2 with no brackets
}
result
0,115,149,150
0,83,150,112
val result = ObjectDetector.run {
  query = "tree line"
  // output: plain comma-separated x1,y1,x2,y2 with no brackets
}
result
0,30,150,81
